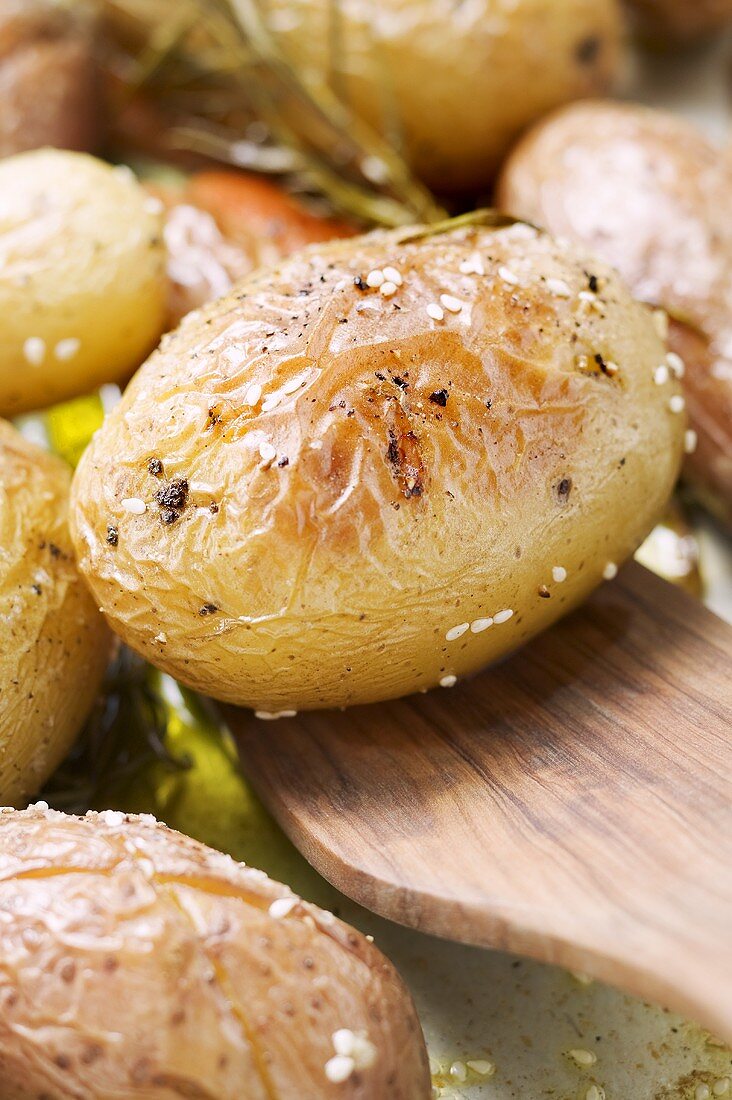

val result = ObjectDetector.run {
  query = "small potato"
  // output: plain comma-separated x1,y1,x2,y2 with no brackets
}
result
0,421,110,805
265,0,624,192
70,221,683,711
156,170,355,324
0,0,97,158
0,805,430,1099
496,100,732,521
625,0,732,38
0,149,167,417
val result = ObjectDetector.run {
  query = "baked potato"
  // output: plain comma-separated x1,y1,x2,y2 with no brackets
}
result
0,0,97,158
496,100,732,523
70,218,684,710
0,805,430,1099
155,170,354,325
0,421,110,806
265,0,624,192
625,0,732,38
0,149,167,417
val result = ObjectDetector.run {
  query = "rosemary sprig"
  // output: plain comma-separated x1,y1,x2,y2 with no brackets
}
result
95,0,447,226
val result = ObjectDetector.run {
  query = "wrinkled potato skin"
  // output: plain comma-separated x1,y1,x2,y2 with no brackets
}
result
156,170,355,325
265,0,623,192
0,149,167,416
496,100,732,519
0,0,97,158
71,223,683,711
0,422,110,805
627,0,732,38
0,806,430,1099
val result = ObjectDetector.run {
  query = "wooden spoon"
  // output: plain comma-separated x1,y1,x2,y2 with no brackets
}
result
226,562,732,1042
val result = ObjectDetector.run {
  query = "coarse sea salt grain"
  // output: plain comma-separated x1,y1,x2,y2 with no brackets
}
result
121,497,146,515
439,674,457,687
268,896,298,919
23,337,46,366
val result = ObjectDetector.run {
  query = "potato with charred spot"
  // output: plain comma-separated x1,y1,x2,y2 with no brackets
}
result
497,100,732,524
0,149,167,416
0,421,110,805
70,221,684,712
265,0,624,192
0,805,430,1099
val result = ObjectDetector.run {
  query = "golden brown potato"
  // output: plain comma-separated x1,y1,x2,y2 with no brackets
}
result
265,0,624,192
0,805,430,1099
625,0,732,38
496,100,732,522
0,0,97,157
70,220,684,711
0,421,110,806
154,170,355,325
0,149,168,417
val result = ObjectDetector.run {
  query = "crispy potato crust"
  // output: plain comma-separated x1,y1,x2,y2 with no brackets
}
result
497,100,732,519
265,0,624,191
0,805,430,1099
0,421,110,805
70,221,683,710
0,149,167,416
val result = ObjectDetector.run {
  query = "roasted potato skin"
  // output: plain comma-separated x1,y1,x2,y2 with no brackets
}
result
70,222,683,711
265,0,623,192
496,100,732,519
0,805,430,1099
0,0,97,158
0,422,110,805
156,170,355,325
626,0,732,38
0,149,167,417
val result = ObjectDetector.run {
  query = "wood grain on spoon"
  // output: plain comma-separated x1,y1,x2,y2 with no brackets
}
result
228,563,732,1042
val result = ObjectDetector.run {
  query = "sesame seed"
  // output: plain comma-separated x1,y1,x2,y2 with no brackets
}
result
380,280,398,297
552,566,567,583
426,303,444,321
255,709,297,720
382,266,403,286
669,394,685,413
121,497,146,515
586,1087,605,1100
23,337,46,366
450,1061,468,1082
696,1087,711,1100
467,1060,495,1077
568,1049,597,1067
439,674,457,687
603,562,618,580
282,375,307,394
259,441,276,464
446,622,469,641
498,265,520,286
244,382,262,406
470,617,493,633
366,269,384,288
261,394,281,413
685,429,698,454
55,337,81,361
713,1079,730,1096
268,896,298,919
654,365,670,385
493,609,514,624
652,309,669,340
440,294,463,313
325,1055,355,1083
459,253,485,276
546,277,572,298
667,351,685,378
